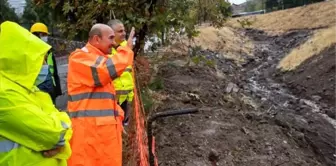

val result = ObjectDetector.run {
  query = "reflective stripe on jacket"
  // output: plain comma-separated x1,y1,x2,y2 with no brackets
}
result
110,41,134,104
67,43,134,166
47,52,55,85
47,51,62,98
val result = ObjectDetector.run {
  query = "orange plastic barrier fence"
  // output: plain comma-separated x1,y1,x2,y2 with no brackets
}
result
132,65,158,166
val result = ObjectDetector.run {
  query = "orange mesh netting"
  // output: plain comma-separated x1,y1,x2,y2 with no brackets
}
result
130,58,158,166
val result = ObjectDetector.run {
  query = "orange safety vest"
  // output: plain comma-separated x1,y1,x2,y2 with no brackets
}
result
67,43,134,166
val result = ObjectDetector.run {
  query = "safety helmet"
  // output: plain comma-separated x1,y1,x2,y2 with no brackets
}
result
30,22,49,34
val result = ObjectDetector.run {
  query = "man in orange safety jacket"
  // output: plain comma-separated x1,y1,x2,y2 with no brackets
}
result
67,24,135,166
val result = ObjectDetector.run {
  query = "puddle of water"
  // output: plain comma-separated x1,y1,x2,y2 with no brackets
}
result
247,64,336,129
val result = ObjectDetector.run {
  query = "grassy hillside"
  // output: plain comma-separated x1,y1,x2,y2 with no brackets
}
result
278,26,336,70
227,1,335,32
226,1,335,71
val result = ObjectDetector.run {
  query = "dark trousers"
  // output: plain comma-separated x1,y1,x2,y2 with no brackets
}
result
48,90,57,104
120,100,129,125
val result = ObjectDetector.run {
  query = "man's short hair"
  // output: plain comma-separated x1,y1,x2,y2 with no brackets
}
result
88,24,103,39
107,19,123,29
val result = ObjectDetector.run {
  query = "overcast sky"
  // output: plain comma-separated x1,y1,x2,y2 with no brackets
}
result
228,0,246,4
8,0,26,15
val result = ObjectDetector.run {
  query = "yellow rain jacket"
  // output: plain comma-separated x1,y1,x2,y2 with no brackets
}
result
0,21,72,166
110,40,134,104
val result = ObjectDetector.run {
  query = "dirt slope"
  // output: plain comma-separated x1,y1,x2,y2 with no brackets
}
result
225,0,336,111
244,29,336,165
148,2,336,163
278,26,336,71
164,26,254,63
263,3,336,116
276,44,336,112
227,1,336,32
224,0,336,74
153,64,323,166
147,28,335,165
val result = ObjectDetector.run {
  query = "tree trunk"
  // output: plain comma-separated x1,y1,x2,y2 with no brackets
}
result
133,23,147,58
161,27,165,46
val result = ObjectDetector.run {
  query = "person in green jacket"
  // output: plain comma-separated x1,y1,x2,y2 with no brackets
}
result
30,22,62,104
107,19,135,126
0,21,72,166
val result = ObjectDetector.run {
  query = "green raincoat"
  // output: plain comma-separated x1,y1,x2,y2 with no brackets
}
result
0,21,72,166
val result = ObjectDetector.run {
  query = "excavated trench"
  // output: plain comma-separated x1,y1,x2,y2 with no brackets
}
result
243,29,336,165
152,29,335,166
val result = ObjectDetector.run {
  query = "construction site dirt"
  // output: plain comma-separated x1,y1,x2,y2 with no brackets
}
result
148,28,335,166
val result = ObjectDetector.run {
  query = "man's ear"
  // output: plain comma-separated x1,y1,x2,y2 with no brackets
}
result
93,35,100,43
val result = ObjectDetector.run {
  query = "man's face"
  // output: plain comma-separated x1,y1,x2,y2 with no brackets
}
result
39,32,48,43
96,27,116,54
113,23,126,45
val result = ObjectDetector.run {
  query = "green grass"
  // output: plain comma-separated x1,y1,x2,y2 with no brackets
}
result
140,89,154,114
148,77,164,91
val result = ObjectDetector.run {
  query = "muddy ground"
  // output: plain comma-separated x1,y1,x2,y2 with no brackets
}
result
52,28,335,166
150,29,335,166
276,44,336,115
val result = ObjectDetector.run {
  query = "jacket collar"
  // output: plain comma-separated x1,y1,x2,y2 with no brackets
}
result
84,43,108,58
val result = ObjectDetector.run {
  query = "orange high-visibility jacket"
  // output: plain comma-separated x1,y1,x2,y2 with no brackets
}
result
67,43,134,166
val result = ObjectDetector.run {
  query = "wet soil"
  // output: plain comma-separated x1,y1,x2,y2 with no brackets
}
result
275,44,336,116
151,29,335,166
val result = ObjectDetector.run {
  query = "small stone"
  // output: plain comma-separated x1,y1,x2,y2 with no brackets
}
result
299,99,306,105
241,127,250,134
249,139,256,144
311,95,322,101
225,82,235,93
195,151,203,157
226,82,239,93
208,149,220,163
232,86,239,93
297,69,304,73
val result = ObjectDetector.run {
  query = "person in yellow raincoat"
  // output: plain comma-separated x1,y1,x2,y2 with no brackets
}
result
0,21,72,166
107,19,134,126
